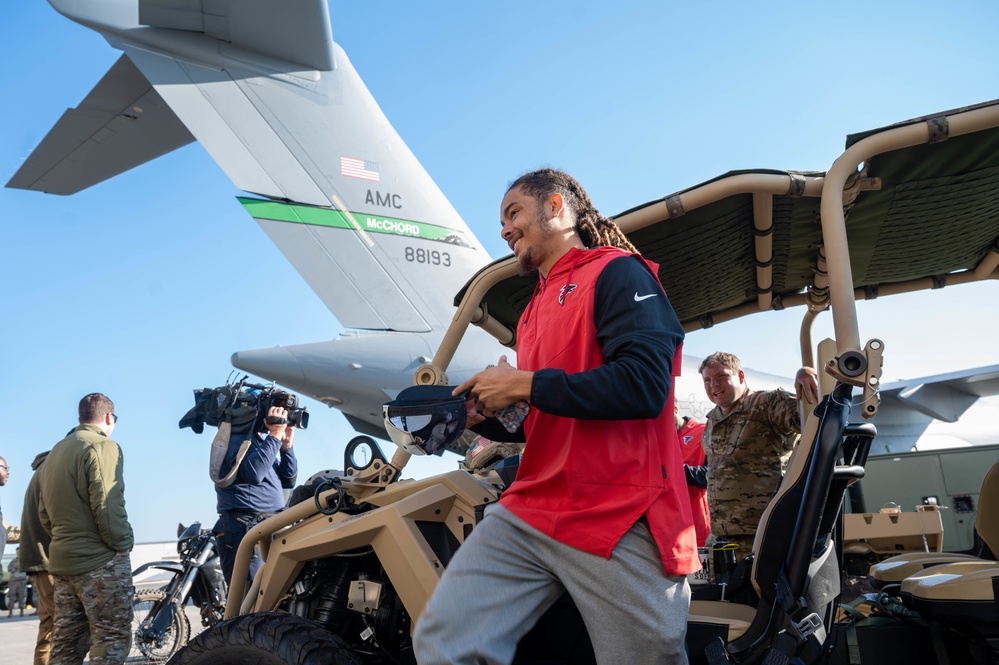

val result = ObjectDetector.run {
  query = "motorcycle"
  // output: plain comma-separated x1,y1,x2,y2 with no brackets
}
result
130,522,227,662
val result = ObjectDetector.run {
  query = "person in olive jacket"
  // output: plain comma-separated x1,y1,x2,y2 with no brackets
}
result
38,394,133,665
21,450,54,665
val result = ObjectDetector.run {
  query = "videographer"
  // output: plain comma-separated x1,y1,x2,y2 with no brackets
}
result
213,401,298,587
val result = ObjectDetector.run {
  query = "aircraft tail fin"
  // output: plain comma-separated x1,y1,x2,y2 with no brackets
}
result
11,0,490,332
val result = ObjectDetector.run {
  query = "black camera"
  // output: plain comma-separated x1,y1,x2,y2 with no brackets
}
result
266,390,310,429
179,376,309,436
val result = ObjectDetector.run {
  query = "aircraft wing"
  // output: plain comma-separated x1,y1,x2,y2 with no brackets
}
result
7,54,194,195
876,364,999,422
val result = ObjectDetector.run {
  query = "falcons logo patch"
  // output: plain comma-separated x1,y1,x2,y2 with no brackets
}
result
682,435,695,445
558,284,577,305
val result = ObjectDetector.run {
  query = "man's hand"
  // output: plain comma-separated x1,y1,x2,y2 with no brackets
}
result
795,367,819,404
452,356,533,417
265,406,289,440
461,397,487,429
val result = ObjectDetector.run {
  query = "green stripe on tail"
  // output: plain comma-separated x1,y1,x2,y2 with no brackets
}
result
238,197,473,248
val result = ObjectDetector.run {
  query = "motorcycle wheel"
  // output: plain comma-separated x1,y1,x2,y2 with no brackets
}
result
168,613,360,665
129,589,191,663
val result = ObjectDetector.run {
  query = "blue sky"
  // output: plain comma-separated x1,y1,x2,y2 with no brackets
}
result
2,1,998,543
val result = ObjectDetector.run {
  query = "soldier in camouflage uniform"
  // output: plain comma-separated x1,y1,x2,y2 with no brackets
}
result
700,352,818,561
38,394,134,665
8,548,28,616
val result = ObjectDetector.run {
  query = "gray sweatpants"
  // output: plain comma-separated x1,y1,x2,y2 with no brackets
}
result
413,503,690,665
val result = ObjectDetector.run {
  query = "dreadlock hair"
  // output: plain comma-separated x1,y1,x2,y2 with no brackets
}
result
508,168,638,253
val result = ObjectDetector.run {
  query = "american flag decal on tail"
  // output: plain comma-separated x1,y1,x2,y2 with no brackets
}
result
340,156,380,182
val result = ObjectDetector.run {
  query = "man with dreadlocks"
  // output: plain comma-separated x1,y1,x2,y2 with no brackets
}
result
413,168,698,665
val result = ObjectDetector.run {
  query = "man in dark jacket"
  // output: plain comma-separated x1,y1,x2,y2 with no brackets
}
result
213,402,298,586
39,394,133,665
21,450,53,665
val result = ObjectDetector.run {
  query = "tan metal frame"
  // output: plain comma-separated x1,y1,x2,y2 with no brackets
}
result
418,102,999,401
225,468,502,618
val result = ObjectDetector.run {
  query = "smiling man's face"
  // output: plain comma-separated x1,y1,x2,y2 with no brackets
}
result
701,362,747,414
500,187,564,277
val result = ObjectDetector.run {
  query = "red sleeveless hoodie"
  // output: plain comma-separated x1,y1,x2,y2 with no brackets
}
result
499,247,700,576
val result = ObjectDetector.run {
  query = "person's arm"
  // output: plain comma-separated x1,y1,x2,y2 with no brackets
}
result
87,443,134,553
234,433,286,484
684,464,708,488
795,367,819,404
276,425,299,489
530,256,683,419
765,390,803,442
470,417,526,443
38,491,51,537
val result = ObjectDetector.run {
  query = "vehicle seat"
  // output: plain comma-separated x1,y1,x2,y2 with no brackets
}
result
893,459,999,634
869,456,999,586
868,552,986,587
689,601,756,641
904,565,999,625
897,559,999,600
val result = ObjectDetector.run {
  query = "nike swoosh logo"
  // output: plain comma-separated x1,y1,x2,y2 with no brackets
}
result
634,292,658,302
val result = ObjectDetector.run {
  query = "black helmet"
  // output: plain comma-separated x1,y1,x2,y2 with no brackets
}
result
382,385,467,455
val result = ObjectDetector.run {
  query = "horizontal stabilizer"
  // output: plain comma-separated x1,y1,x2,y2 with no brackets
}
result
879,364,999,398
139,0,334,71
896,382,978,422
6,55,194,195
877,364,999,423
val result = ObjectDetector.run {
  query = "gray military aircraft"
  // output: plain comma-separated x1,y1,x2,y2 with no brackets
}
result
6,0,997,459
6,0,510,441
5,0,798,445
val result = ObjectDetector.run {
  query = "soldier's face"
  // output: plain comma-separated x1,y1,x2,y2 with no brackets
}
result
702,363,746,412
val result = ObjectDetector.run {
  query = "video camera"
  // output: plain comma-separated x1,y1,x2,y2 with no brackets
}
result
265,389,310,429
179,375,309,436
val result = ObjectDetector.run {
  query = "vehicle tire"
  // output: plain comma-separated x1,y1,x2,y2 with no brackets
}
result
129,589,191,663
168,612,361,665
0,584,7,612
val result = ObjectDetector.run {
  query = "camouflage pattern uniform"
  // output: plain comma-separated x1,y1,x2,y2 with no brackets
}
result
7,555,28,614
703,388,800,559
50,553,132,664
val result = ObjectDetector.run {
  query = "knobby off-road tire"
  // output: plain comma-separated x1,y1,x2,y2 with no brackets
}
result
168,612,361,665
130,589,191,663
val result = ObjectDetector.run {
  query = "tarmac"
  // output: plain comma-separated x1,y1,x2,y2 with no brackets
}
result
0,611,42,664
0,604,205,664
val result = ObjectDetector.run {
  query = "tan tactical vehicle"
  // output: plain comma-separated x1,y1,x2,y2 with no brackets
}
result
170,100,999,665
